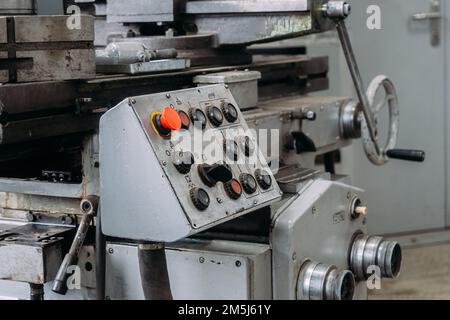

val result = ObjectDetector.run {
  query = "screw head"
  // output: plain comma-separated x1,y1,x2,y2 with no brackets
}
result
235,261,242,267
199,257,205,264
108,248,114,254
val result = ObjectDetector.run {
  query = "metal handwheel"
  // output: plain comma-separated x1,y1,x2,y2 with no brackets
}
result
323,1,425,165
362,75,399,165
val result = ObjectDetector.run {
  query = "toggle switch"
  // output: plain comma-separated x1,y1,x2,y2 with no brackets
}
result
198,163,233,187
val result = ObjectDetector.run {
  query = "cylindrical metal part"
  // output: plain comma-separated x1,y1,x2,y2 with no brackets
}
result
138,243,173,300
350,234,402,280
323,1,351,19
297,261,355,300
340,100,362,139
96,42,178,65
29,283,44,300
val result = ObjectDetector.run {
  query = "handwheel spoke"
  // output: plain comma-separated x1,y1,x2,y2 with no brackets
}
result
374,94,393,114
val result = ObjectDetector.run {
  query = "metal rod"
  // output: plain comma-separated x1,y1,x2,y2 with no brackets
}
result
336,20,380,153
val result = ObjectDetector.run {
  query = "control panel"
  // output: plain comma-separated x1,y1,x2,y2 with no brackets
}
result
100,85,281,242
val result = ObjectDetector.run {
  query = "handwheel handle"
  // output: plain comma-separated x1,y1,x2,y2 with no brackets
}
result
386,149,426,162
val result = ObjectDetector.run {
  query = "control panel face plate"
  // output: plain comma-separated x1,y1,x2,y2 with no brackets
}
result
129,84,281,230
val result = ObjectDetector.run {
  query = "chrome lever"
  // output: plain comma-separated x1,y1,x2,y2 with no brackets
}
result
412,0,441,46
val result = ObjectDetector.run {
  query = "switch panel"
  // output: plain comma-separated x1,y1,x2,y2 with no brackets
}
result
100,85,281,242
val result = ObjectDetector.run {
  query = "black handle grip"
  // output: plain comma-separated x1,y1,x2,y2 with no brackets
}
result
386,149,425,162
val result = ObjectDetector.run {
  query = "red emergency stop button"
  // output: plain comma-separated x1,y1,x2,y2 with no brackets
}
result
152,107,182,136
160,107,182,131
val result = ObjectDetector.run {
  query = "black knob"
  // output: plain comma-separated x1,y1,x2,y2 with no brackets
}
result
240,173,258,194
198,163,233,187
221,103,239,123
172,151,194,174
224,179,243,200
386,149,425,162
189,108,207,129
206,106,224,127
224,139,239,162
190,187,210,211
255,169,272,190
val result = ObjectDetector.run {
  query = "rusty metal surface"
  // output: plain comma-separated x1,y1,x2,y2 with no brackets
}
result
12,15,94,43
0,223,73,284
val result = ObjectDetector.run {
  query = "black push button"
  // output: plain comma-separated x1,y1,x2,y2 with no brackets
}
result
255,169,272,190
206,106,224,127
189,108,207,129
240,173,258,195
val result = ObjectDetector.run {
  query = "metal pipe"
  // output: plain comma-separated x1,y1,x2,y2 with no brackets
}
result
138,243,173,300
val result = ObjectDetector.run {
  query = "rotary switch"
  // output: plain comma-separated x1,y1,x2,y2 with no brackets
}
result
224,179,243,200
190,187,210,211
198,163,233,187
206,106,224,127
255,169,272,190
221,102,239,123
240,173,258,195
172,151,194,174
189,108,207,129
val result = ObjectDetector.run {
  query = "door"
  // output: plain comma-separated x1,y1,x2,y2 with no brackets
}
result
342,0,447,234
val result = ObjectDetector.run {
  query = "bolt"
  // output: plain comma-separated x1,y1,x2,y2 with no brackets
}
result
26,212,35,222
162,161,167,166
108,248,114,254
217,198,223,204
199,257,205,264
235,261,242,267
166,93,171,99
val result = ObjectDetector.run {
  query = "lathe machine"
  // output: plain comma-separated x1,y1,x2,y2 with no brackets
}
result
0,0,425,300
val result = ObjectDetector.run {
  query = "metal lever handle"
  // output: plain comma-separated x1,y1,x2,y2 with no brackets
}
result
324,1,399,166
412,0,441,46
386,149,426,162
412,12,441,20
52,196,98,295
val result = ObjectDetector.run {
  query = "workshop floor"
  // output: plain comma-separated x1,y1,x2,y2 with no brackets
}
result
369,243,450,300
